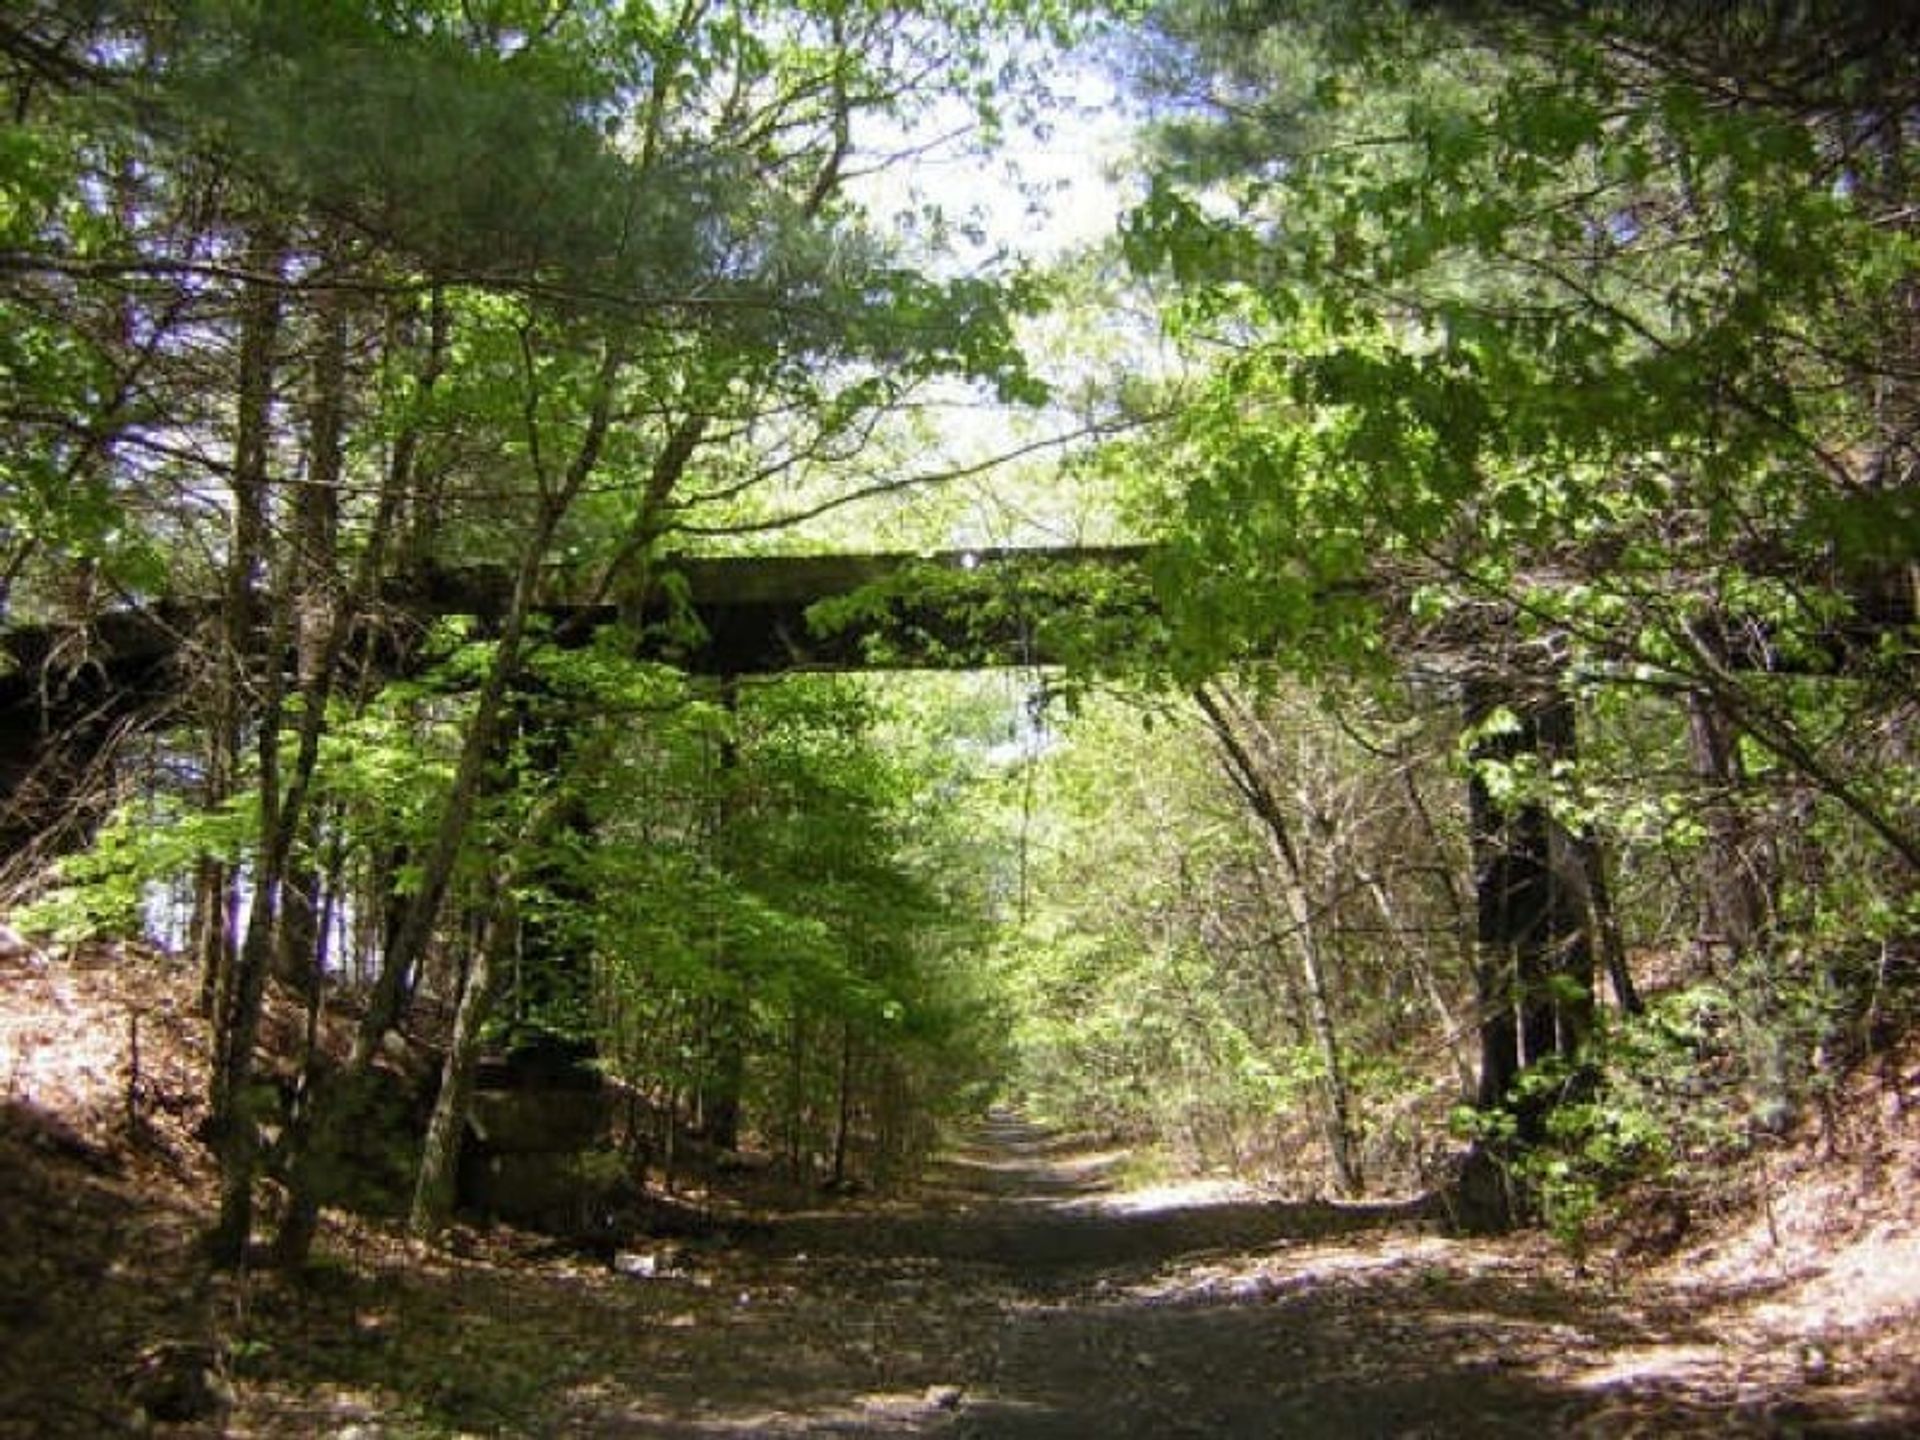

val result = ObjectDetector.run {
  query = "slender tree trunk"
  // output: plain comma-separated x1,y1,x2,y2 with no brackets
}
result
207,546,299,1263
356,340,623,1063
1569,827,1639,1015
831,1025,855,1189
409,758,585,1240
786,1006,808,1184
407,894,514,1237
224,260,451,1267
190,863,235,1019
275,551,543,1262
203,226,286,1266
211,248,388,1264
392,286,450,579
273,270,347,998
271,340,625,1267
1359,867,1477,1096
1684,689,1769,959
1195,686,1361,1198
1534,700,1595,1061
701,682,748,1149
198,224,284,1033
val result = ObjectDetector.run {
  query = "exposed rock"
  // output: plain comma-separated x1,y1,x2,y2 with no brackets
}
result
458,1145,633,1238
456,1039,618,1235
123,1341,232,1426
466,1084,608,1154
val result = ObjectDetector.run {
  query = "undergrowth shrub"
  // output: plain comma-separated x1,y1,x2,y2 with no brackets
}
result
1474,932,1919,1254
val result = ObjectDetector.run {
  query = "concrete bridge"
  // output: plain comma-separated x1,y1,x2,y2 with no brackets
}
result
0,546,1156,869
3,543,1908,874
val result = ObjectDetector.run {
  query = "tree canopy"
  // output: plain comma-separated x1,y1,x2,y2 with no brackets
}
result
2,0,1915,1262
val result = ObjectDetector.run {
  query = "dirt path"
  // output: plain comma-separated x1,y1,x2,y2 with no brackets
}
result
401,1110,1901,1438
12,956,1914,1436
9,1060,1914,1437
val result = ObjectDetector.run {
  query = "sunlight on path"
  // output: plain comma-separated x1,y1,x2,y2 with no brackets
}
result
650,1111,1732,1438
211,1103,1915,1435
924,1107,1131,1205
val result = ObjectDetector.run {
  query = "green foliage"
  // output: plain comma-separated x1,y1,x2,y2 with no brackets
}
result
1464,925,1911,1254
0,80,168,601
807,555,1161,675
1116,5,1918,716
9,0,1914,1236
992,683,1470,1184
20,797,252,942
536,663,1009,1177
1086,0,1920,1218
0,0,1096,1208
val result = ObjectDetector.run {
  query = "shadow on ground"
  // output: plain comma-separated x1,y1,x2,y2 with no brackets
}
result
11,1099,1911,1437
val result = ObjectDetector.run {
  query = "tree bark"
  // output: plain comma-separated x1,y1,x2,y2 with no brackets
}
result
831,1025,855,1189
407,893,514,1237
1684,689,1770,958
1569,826,1639,1015
271,339,625,1267
1195,685,1362,1198
203,225,286,1266
701,682,747,1151
273,268,348,998
197,223,283,1032
1359,866,1477,1097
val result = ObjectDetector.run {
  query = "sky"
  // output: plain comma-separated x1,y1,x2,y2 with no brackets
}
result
847,45,1137,270
823,51,1157,552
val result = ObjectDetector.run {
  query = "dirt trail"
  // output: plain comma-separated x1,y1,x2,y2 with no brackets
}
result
482,1109,1906,1438
7,991,1914,1440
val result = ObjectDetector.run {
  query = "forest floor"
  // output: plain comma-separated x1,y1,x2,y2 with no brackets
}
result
3,943,1919,1436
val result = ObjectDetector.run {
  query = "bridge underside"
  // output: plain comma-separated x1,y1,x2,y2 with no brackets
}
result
416,546,1157,676
0,547,1155,873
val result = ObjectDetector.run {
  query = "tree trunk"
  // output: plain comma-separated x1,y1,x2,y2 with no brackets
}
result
409,758,585,1241
203,225,286,1266
354,339,624,1064
270,340,625,1267
1569,826,1639,1015
1195,686,1362,1198
786,1006,808,1184
190,861,235,1020
391,286,450,579
704,1010,747,1151
407,894,514,1237
198,223,283,1035
700,682,748,1150
1359,867,1477,1097
831,1026,855,1189
1684,689,1770,959
273,271,348,998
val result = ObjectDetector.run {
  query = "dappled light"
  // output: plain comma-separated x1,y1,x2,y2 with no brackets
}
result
4,0,1919,1432
5,944,1920,1433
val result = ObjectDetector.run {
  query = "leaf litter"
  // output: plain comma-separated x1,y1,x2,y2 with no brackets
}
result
2,944,1916,1436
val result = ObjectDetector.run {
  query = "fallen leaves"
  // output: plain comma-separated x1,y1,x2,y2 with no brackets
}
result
6,952,1919,1437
